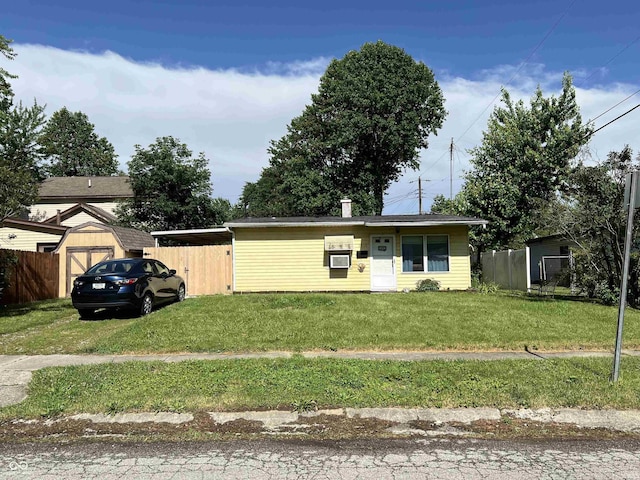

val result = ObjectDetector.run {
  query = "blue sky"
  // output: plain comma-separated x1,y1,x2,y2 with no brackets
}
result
2,0,639,213
5,0,639,82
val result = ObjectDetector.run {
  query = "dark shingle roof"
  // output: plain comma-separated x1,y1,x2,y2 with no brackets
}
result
38,176,133,200
226,214,487,227
109,225,155,251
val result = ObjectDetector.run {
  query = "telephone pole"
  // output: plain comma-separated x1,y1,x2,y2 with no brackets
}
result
418,176,423,214
449,138,454,201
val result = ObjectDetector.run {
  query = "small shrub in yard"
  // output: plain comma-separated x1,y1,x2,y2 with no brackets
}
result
415,278,440,292
476,282,500,295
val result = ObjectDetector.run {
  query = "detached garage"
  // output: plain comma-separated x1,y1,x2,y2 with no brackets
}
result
54,222,155,297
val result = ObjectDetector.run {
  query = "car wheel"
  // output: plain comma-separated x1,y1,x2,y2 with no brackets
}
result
177,284,186,302
78,308,95,319
140,294,153,316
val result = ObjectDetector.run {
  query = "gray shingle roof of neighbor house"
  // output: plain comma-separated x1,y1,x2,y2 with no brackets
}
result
225,214,488,228
38,176,133,200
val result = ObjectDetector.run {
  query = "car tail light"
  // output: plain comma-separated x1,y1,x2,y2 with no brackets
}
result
73,280,84,287
114,278,138,286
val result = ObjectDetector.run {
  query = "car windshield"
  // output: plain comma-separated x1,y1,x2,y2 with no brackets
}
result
86,261,134,275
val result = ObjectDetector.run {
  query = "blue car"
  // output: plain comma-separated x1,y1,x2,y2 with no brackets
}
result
71,258,186,318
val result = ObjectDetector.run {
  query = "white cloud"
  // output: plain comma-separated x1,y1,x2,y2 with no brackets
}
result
9,44,640,213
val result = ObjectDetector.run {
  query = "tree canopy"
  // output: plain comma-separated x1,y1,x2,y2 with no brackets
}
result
41,107,118,177
115,136,225,232
242,41,446,216
0,34,16,112
461,74,592,251
545,147,640,305
0,34,46,221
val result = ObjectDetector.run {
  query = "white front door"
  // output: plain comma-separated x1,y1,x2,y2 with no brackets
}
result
370,235,396,291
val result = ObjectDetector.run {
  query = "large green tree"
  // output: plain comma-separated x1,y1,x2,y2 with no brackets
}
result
547,147,640,305
243,41,446,216
115,136,226,231
41,107,118,177
0,34,46,221
462,74,592,251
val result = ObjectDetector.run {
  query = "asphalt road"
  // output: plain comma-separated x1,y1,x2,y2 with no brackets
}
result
2,437,640,479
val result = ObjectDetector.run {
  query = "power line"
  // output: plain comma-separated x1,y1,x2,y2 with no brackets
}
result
590,87,640,123
415,0,577,182
578,35,640,87
590,103,640,136
454,0,578,145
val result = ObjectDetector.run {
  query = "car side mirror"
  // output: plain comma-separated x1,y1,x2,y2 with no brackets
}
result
169,269,176,276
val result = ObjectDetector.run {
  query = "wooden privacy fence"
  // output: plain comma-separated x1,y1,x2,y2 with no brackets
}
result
0,249,59,305
143,245,233,295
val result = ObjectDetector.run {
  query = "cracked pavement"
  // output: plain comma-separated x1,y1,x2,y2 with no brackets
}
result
2,438,640,479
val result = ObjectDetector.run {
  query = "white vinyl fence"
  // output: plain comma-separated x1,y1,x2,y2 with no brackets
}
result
481,248,531,291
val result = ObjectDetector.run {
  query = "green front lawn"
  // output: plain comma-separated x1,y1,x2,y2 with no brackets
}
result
3,357,640,419
0,292,638,354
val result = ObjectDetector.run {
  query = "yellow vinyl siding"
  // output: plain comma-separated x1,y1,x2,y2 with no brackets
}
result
233,224,471,292
234,226,371,292
395,226,471,291
0,227,63,252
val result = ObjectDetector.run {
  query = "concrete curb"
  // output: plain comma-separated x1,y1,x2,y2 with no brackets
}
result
36,408,640,434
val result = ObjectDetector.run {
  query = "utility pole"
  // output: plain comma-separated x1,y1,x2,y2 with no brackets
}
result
418,176,423,215
449,138,454,201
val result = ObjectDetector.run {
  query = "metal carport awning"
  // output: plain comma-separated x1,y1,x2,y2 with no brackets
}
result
150,227,233,246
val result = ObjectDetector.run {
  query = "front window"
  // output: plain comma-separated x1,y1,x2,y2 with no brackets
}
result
427,235,449,272
402,236,424,272
401,235,449,272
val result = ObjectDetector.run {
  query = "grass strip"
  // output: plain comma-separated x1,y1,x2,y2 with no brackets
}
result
2,292,639,354
3,357,640,419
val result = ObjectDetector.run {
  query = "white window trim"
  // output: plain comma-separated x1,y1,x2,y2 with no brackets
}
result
400,234,451,274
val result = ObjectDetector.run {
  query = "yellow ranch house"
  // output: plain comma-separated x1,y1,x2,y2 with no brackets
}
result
226,199,487,293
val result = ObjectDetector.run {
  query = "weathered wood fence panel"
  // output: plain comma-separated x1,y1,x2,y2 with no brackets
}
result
481,248,531,292
143,245,232,295
1,249,60,304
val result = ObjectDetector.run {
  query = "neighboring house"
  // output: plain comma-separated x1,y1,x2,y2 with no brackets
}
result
526,234,576,285
481,234,576,292
0,218,68,252
225,199,487,293
30,176,133,222
0,176,132,253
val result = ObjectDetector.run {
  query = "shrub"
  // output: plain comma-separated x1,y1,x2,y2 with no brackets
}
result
0,250,18,301
476,282,500,295
415,278,441,292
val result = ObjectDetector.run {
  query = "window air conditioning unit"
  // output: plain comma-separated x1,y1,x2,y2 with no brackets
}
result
330,254,350,269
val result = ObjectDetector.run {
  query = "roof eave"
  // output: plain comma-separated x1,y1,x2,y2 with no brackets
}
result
225,221,365,228
365,220,488,227
150,227,231,236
